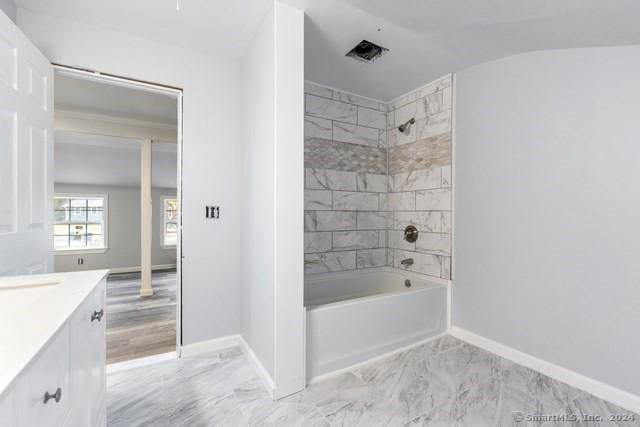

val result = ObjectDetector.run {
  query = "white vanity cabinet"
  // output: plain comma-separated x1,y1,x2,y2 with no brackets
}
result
0,275,107,427
66,279,107,427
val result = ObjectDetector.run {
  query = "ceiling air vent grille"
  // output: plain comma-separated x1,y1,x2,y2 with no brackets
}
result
345,40,388,63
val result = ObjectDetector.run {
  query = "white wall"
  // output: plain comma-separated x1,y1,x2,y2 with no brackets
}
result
17,8,244,345
54,184,176,272
454,45,640,397
273,1,305,398
242,4,276,382
242,0,304,397
0,0,15,22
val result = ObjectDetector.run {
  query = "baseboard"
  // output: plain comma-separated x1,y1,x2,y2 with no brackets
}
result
449,326,640,414
179,334,241,357
238,336,276,397
108,264,177,274
107,351,177,374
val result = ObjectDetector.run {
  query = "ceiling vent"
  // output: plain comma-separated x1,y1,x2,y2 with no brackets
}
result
345,40,388,63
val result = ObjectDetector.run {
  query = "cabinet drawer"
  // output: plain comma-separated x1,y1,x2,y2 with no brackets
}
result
15,324,70,427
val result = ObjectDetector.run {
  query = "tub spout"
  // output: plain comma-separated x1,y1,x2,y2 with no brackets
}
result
401,258,414,267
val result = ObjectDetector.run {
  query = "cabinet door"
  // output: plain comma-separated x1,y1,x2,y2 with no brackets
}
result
87,279,106,424
15,324,70,427
67,291,93,426
67,279,106,426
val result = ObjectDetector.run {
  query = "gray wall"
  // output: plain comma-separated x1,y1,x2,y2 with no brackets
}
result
0,0,15,22
454,45,640,395
54,183,177,272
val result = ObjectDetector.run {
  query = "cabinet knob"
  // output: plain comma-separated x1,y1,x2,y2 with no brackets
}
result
91,309,104,322
43,387,62,404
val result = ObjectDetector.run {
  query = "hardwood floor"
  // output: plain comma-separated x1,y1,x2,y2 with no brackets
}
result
106,270,176,364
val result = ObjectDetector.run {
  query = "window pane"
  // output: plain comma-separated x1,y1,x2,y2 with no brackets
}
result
54,236,69,248
70,199,86,208
70,207,87,223
54,195,106,251
70,224,86,236
54,210,68,222
54,198,70,210
164,199,177,221
87,234,104,248
54,224,69,235
87,224,102,234
69,234,86,247
87,198,103,208
87,208,103,223
164,232,177,246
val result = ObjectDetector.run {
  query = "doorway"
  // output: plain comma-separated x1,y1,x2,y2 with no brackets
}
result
52,65,183,364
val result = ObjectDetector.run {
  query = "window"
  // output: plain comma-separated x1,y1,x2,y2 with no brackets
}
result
54,195,107,252
162,197,178,247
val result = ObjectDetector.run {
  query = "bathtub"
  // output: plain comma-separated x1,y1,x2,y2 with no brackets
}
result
305,267,448,380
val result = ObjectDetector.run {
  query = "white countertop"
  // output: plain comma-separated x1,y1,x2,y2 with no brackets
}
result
0,270,108,397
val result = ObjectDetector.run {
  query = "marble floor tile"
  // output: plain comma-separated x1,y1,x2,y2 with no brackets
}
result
107,336,639,427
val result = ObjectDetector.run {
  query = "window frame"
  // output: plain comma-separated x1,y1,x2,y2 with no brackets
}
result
160,196,178,249
53,193,109,255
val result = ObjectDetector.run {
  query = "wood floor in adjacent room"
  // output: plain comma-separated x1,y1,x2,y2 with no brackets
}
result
106,270,177,364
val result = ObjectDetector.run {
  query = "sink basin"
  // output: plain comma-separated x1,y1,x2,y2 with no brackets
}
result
0,276,64,312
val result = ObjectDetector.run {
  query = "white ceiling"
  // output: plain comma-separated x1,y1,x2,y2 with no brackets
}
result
55,73,178,125
15,0,273,62
291,0,640,100
55,132,177,188
18,0,640,101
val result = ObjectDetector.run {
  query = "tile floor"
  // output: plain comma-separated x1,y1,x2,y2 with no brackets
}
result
107,336,639,426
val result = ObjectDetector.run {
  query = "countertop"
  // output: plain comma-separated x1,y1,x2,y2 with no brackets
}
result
0,270,108,397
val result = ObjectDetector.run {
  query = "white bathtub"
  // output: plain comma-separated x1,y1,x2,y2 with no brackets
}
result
305,267,448,380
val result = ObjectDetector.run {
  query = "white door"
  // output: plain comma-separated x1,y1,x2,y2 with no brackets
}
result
0,11,54,276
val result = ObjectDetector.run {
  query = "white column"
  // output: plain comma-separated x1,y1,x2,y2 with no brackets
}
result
140,140,153,296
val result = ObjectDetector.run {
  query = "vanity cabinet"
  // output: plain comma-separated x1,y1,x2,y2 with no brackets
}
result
0,278,106,427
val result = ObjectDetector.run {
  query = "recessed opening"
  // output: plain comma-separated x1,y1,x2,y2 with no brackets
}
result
345,39,389,63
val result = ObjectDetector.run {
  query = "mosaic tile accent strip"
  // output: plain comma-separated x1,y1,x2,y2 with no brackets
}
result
388,133,451,175
305,137,387,175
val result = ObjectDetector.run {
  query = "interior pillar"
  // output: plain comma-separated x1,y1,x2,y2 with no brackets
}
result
140,139,153,297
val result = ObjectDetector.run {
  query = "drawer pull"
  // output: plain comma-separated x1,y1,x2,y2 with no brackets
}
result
91,309,104,322
43,388,62,404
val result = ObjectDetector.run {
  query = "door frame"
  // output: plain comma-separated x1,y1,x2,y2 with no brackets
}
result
52,64,185,353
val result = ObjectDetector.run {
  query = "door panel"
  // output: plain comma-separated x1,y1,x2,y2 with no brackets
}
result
0,11,53,275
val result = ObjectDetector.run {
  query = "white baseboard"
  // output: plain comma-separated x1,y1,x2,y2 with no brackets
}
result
239,336,276,397
179,334,241,357
449,326,640,414
107,351,177,374
109,264,177,274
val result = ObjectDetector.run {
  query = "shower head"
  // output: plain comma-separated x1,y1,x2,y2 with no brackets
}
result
398,118,415,134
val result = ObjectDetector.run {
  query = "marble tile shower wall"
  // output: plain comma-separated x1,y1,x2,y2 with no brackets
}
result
304,82,389,275
304,75,453,280
387,75,453,280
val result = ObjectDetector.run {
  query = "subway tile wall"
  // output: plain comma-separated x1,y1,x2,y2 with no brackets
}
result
304,75,453,280
387,75,452,280
304,81,389,275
